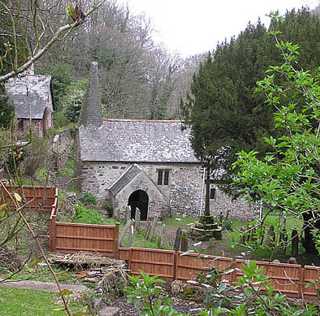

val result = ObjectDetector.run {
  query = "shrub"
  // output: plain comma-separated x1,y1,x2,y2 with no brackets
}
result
73,203,117,225
125,272,182,315
79,192,97,206
103,200,113,217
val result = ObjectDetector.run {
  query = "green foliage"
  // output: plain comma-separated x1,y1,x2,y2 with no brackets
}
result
73,203,116,225
127,266,318,316
42,63,73,111
202,261,318,315
35,167,49,183
79,192,97,206
103,200,114,217
58,157,76,178
182,8,320,189
63,79,88,123
233,37,320,253
0,287,88,315
126,272,185,315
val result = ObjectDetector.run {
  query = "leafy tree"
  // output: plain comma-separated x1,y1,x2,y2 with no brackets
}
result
182,7,320,190
233,38,320,254
63,79,88,123
42,63,73,111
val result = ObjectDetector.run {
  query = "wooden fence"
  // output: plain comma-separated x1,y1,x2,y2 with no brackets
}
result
2,185,320,299
0,185,57,211
119,247,320,298
48,193,119,257
0,185,119,257
49,220,119,257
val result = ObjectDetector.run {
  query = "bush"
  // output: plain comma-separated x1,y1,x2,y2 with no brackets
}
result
79,192,97,206
63,79,88,123
73,203,116,225
103,200,113,217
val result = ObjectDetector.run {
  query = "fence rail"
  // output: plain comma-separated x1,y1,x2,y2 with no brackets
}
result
49,221,119,257
119,247,320,298
0,185,57,211
2,185,320,299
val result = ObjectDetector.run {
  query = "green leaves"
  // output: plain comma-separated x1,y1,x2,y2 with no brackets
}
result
125,273,183,316
234,34,320,254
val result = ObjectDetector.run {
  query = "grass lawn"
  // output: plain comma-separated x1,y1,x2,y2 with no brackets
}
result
0,287,88,316
121,229,162,249
0,264,78,284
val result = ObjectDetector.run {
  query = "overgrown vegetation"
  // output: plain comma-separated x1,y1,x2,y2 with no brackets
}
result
126,264,318,315
73,203,117,225
233,32,320,255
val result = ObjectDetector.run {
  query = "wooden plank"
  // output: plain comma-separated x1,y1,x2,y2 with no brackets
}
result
55,235,114,241
56,222,117,229
54,246,114,253
130,259,174,267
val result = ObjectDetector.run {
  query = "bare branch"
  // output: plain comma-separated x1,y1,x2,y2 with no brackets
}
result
0,0,106,83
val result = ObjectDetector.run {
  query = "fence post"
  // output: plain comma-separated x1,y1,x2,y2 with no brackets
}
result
113,224,120,259
128,248,133,272
299,266,304,299
173,251,178,280
231,258,237,283
49,215,56,251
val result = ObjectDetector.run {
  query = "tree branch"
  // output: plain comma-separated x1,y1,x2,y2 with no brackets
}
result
0,0,105,83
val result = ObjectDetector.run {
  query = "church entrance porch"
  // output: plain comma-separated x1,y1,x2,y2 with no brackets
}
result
128,190,149,221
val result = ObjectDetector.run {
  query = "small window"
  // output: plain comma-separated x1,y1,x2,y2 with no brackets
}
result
157,170,163,185
210,187,216,199
157,169,170,186
164,170,169,185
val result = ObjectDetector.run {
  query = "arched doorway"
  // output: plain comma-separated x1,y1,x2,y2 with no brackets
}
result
128,190,149,221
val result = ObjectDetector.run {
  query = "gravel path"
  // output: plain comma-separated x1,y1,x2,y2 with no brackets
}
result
0,279,88,293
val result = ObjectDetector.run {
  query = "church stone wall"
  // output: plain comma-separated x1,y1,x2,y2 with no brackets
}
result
79,161,204,217
209,186,257,220
113,172,167,219
79,161,256,220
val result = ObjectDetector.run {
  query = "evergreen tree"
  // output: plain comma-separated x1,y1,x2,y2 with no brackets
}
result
183,8,320,188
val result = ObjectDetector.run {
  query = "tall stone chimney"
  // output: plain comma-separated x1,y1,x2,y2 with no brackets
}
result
80,61,102,127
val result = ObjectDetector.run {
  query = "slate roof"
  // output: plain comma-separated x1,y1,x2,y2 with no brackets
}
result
79,119,199,163
109,164,142,195
5,74,52,119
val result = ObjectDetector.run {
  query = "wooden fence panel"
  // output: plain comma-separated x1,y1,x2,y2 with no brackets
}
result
129,248,175,279
303,266,320,297
119,248,130,261
53,222,118,257
4,185,320,300
176,254,234,281
256,261,301,296
0,185,56,211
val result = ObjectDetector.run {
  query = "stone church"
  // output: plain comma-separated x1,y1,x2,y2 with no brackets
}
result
77,62,253,220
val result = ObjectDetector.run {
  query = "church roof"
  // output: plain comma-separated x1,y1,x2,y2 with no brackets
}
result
5,74,52,119
78,119,199,163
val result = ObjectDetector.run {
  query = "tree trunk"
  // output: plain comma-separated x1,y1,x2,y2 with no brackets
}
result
204,164,210,217
302,212,320,255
